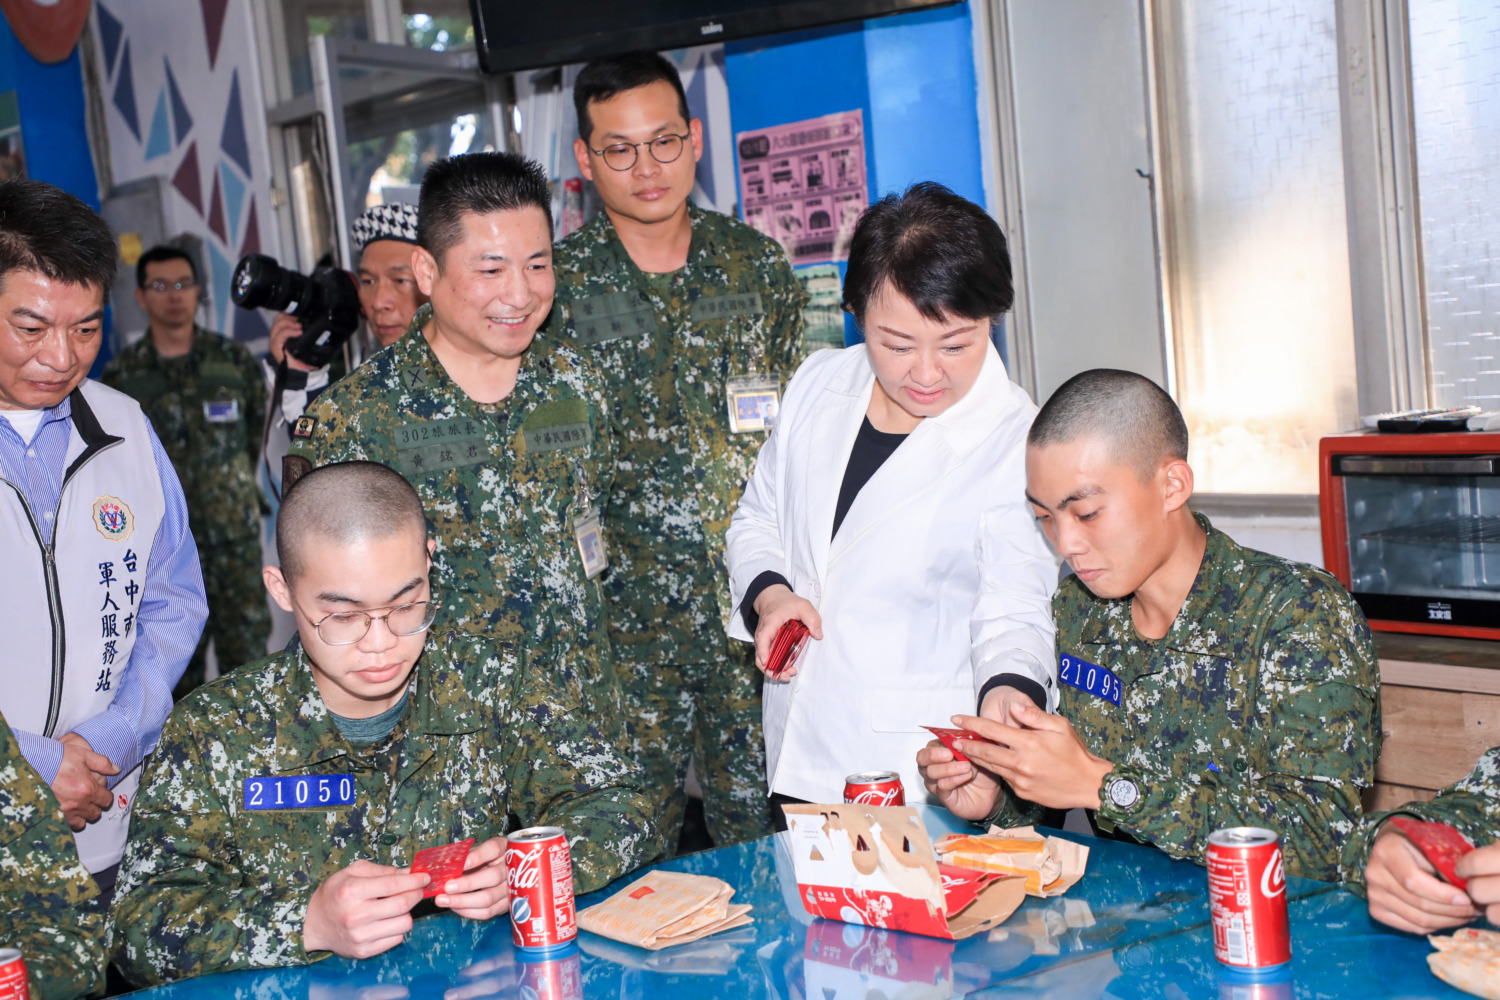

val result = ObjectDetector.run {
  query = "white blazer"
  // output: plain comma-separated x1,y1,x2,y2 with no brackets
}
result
726,343,1058,804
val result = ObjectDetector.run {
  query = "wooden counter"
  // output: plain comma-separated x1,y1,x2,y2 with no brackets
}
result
1368,632,1500,811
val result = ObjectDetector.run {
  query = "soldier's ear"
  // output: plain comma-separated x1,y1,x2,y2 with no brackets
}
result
1161,458,1194,514
574,137,594,183
412,246,440,297
263,565,295,614
426,536,436,565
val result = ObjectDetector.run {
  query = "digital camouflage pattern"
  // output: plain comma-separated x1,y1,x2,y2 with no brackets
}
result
550,202,806,845
1346,745,1500,885
101,328,270,694
286,313,621,718
0,712,106,1000
988,515,1381,882
110,629,658,985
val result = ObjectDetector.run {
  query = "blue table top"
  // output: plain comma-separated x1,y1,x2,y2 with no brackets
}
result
129,807,1479,999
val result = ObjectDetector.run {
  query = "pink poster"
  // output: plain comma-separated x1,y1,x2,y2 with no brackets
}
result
736,110,868,266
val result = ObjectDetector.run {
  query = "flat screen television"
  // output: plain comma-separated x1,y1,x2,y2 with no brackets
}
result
468,0,959,74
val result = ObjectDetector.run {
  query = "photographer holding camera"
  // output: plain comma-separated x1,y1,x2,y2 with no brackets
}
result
102,245,267,696
258,204,428,497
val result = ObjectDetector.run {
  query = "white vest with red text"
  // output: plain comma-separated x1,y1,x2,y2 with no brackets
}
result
0,380,166,872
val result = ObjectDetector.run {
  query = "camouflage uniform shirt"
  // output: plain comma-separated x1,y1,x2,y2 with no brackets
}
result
0,712,105,1000
287,314,619,715
550,202,808,662
110,631,658,985
989,515,1382,882
1345,746,1500,885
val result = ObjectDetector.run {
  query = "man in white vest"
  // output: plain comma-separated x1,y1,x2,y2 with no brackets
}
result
0,179,208,899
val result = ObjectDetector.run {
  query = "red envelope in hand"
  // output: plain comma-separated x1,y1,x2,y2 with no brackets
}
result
923,725,996,764
410,838,475,898
1387,817,1475,890
767,619,810,679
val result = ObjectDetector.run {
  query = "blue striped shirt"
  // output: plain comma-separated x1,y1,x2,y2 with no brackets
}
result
0,389,207,787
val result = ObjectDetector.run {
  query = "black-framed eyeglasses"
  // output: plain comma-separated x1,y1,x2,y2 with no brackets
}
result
143,279,198,293
588,133,691,171
298,600,437,646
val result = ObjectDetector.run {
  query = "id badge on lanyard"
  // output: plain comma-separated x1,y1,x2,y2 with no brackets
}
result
726,374,781,433
569,456,607,579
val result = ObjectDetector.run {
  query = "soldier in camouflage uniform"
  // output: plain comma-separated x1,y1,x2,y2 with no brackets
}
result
552,53,807,847
919,370,1380,883
0,711,106,1000
287,154,621,721
1355,746,1500,934
111,462,656,985
102,245,269,695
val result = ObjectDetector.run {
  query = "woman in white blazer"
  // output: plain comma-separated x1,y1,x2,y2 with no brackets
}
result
726,183,1058,816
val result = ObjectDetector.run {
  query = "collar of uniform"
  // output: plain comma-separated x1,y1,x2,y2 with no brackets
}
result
412,631,483,736
589,199,721,284
135,325,206,366
399,302,544,402
820,342,1027,461
1065,512,1234,655
271,649,357,771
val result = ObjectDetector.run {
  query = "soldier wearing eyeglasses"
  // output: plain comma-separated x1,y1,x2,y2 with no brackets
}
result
111,461,657,985
102,245,270,695
550,53,809,850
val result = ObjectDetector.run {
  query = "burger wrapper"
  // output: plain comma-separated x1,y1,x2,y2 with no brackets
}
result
577,870,753,951
1429,928,1500,1000
934,825,1089,898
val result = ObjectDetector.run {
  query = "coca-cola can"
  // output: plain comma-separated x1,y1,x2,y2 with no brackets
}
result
1218,964,1294,1000
516,944,583,1000
1207,827,1291,971
0,949,29,1000
507,826,578,952
843,771,905,807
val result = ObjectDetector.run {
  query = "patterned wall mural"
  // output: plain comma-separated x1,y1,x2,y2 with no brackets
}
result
91,0,278,346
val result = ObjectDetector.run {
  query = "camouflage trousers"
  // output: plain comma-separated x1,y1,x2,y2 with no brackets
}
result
174,529,270,699
618,645,771,851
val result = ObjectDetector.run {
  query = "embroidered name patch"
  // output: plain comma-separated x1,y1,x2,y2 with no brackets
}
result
1059,653,1122,706
521,398,592,454
244,774,355,810
691,292,763,321
394,418,489,476
572,291,655,346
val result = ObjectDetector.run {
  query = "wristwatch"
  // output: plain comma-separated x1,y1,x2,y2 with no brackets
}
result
1104,774,1140,812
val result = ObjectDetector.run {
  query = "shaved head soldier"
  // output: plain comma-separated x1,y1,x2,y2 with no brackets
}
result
920,369,1382,881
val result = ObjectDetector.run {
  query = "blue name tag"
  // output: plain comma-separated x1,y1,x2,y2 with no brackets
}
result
243,774,355,810
1059,654,1123,706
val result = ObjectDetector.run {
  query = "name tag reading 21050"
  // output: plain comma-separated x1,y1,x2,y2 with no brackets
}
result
244,775,355,810
1059,654,1122,706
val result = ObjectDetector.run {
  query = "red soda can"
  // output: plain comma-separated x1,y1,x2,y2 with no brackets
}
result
0,949,29,1000
516,945,583,1000
1207,827,1291,971
506,826,578,952
843,771,905,807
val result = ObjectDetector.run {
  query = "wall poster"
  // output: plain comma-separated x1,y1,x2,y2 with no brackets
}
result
736,109,867,267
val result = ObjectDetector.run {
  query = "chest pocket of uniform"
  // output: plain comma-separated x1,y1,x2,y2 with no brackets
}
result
572,290,656,347
692,292,766,377
516,399,594,521
393,418,491,478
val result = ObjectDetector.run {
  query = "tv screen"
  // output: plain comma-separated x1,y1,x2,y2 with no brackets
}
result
468,0,958,74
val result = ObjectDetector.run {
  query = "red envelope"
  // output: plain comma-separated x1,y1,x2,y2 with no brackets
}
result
767,619,810,679
923,726,995,764
1388,817,1475,890
410,838,475,898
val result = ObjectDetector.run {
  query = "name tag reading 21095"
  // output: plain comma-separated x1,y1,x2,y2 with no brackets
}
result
244,775,355,810
1059,654,1122,706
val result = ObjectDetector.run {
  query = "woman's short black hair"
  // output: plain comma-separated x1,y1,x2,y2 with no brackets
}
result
418,152,553,268
573,52,691,144
842,181,1013,326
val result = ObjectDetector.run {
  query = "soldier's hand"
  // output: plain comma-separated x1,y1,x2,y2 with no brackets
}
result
917,738,1002,822
434,836,510,920
1456,842,1500,926
303,859,430,959
53,733,118,831
751,584,823,678
950,703,1114,811
269,313,316,372
1366,825,1479,934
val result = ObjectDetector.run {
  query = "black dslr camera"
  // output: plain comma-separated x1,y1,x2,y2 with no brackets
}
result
231,253,362,367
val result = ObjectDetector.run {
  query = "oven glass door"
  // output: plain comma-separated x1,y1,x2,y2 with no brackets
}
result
1339,455,1500,628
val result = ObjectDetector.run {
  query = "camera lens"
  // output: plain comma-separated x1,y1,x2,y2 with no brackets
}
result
231,253,313,314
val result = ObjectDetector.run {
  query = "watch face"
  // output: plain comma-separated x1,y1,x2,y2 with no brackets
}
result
1108,777,1139,809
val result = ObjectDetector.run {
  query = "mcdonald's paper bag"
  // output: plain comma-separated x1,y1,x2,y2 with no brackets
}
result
577,870,753,950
